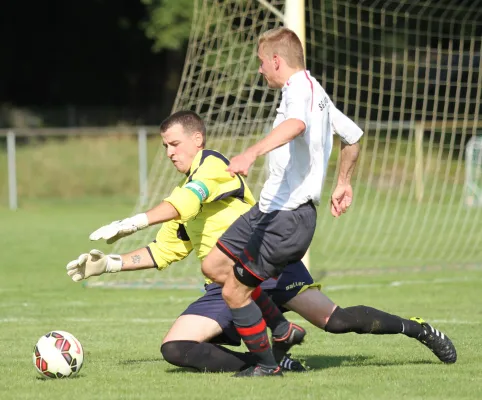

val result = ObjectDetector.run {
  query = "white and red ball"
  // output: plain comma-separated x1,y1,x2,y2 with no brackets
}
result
33,331,84,379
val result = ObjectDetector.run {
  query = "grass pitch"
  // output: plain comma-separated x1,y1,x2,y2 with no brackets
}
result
0,199,481,399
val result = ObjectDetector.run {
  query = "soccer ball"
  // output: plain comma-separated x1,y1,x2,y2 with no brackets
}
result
33,331,84,379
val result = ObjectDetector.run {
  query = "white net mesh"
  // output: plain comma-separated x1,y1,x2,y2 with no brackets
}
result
87,0,482,289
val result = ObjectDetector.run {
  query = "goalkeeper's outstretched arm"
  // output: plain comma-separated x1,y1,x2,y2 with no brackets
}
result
67,218,192,282
89,201,180,244
145,201,180,225
66,247,154,282
120,247,156,271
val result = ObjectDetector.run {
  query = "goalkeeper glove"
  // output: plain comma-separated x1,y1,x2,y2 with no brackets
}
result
66,249,123,282
89,213,149,244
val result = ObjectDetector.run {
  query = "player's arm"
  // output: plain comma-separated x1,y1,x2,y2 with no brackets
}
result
67,221,193,282
337,141,360,186
88,201,180,244
243,118,305,157
65,248,151,282
145,201,180,225
330,104,363,217
121,247,156,271
226,86,309,176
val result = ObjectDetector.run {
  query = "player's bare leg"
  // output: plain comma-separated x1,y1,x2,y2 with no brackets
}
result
284,289,337,328
201,246,234,285
202,249,281,376
203,246,302,345
221,269,282,377
204,247,308,376
163,315,223,344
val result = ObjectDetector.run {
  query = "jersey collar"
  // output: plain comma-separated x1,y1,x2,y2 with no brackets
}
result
283,70,311,90
186,149,204,176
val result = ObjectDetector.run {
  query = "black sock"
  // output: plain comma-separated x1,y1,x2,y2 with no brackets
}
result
251,286,290,337
325,306,423,338
161,340,255,372
231,301,278,369
399,318,424,338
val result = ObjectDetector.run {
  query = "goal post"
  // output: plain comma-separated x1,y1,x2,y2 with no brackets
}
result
86,0,482,289
284,0,311,270
465,134,482,207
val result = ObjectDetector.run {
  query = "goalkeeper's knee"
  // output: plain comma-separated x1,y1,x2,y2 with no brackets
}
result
160,340,197,368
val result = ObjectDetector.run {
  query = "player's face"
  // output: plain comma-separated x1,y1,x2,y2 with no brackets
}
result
258,45,282,88
161,124,203,174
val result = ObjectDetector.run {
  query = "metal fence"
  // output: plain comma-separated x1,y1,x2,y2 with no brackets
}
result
0,127,159,210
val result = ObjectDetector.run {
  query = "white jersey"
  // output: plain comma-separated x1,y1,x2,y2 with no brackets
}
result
259,70,363,213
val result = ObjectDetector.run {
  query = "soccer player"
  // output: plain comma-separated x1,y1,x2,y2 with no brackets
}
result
198,27,364,376
68,110,308,368
67,110,457,374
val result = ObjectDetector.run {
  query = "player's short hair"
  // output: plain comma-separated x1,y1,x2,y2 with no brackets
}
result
160,110,206,146
258,27,305,69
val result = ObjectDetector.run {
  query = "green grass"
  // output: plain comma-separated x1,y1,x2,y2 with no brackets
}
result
1,199,481,399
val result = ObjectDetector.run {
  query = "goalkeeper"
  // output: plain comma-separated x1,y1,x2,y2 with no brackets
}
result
67,110,457,373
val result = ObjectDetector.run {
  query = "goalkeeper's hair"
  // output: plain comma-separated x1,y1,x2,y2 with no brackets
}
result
160,110,206,146
258,27,305,69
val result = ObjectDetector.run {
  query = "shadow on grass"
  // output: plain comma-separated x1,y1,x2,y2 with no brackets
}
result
301,354,436,369
120,358,201,373
35,374,83,380
121,358,203,373
119,358,164,365
120,355,436,374
165,367,203,374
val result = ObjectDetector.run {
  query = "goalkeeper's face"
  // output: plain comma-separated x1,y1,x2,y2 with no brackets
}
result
161,124,204,174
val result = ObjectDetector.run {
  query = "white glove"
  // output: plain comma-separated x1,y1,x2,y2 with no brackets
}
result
66,249,123,282
89,213,149,244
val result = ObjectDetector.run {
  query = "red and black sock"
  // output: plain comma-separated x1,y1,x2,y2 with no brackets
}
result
231,300,278,369
251,286,290,338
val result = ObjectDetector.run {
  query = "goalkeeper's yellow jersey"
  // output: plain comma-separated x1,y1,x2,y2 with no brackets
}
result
146,149,256,282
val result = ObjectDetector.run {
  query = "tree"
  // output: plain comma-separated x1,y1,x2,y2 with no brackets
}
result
141,0,194,52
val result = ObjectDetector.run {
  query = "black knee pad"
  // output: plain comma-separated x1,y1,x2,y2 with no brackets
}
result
160,340,197,367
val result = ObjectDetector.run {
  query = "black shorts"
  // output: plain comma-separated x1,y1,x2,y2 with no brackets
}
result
217,202,317,286
180,260,317,346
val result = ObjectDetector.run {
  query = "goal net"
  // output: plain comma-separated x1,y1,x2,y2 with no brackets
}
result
87,0,482,289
